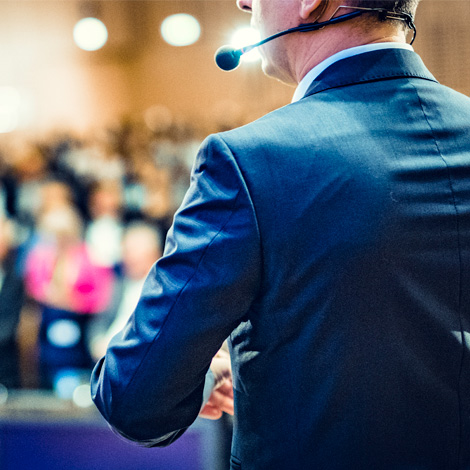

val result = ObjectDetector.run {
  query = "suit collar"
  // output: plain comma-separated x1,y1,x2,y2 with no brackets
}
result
303,48,438,99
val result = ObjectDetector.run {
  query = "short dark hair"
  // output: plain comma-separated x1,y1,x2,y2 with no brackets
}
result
347,0,420,27
349,1,419,17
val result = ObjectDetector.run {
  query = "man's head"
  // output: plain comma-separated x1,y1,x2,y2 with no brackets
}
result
236,0,420,84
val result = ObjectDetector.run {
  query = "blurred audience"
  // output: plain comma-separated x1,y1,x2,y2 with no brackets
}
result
0,112,212,392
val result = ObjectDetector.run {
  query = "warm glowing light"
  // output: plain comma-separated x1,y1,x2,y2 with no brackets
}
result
0,87,21,133
230,26,261,63
161,14,201,47
73,17,108,51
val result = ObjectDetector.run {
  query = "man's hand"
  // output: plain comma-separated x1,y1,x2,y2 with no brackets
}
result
199,349,234,420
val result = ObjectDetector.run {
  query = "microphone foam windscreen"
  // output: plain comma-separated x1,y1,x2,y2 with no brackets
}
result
214,46,242,71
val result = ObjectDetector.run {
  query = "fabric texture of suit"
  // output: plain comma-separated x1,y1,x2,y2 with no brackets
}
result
92,49,470,469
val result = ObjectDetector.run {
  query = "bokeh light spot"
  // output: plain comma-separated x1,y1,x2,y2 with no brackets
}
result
161,14,201,47
74,17,108,51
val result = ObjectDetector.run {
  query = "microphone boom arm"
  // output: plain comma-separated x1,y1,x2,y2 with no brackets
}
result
215,5,417,71
240,10,364,55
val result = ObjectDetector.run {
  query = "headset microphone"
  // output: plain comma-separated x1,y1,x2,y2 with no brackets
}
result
214,7,416,71
214,46,245,72
214,10,363,71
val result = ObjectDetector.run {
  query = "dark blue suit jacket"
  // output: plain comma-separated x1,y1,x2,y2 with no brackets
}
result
92,49,470,469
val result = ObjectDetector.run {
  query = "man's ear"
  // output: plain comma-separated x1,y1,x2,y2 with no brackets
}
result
299,0,327,21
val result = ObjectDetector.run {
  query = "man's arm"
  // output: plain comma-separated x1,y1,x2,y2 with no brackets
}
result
90,134,260,446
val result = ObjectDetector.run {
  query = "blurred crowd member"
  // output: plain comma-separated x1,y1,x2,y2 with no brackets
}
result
150,121,201,212
15,179,76,277
59,133,125,187
39,179,74,218
24,205,114,389
46,134,91,219
89,222,162,361
0,151,17,219
90,130,127,183
0,181,8,219
85,180,124,269
0,217,24,389
10,143,50,228
122,154,173,236
139,160,173,234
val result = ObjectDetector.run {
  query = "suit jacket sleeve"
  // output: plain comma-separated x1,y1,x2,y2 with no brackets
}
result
90,133,261,446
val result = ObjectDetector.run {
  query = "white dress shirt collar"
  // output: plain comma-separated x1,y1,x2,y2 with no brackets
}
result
292,42,414,103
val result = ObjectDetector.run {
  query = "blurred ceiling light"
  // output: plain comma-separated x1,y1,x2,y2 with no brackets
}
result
73,17,108,51
230,26,261,63
161,14,201,47
0,87,21,133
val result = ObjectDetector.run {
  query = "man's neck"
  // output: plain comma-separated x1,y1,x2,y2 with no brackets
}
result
291,42,414,103
293,28,407,84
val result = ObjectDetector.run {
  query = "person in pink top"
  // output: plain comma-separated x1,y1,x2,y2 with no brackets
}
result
25,205,114,391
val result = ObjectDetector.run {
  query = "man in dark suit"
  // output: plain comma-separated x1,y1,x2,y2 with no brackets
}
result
92,0,470,468
0,217,25,389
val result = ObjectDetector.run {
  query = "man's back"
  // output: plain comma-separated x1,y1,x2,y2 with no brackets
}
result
219,49,470,468
91,48,470,470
